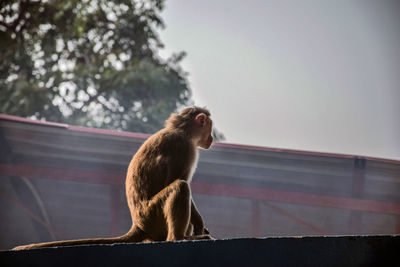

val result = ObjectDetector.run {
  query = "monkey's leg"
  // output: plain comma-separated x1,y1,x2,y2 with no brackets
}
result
140,180,191,241
162,180,191,241
160,181,213,241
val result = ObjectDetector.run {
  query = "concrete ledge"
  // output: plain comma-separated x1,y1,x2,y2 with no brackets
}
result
1,235,399,267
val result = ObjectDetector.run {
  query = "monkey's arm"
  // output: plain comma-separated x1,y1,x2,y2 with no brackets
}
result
190,199,208,235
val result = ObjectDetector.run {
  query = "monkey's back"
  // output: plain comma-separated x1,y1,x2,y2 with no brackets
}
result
126,128,196,204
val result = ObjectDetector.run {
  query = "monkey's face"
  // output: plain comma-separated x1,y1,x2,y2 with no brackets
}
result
197,116,213,150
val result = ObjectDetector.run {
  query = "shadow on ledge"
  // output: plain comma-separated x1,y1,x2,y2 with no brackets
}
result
1,235,399,267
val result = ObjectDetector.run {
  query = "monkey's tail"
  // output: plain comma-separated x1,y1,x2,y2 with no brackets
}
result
12,225,146,250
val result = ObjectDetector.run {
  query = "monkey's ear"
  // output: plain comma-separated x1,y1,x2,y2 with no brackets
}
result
195,113,207,126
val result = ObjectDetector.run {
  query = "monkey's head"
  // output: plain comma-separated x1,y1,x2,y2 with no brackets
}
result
194,113,213,149
165,106,214,149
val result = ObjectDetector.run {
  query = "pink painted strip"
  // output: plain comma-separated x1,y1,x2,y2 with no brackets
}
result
0,164,400,215
2,163,399,215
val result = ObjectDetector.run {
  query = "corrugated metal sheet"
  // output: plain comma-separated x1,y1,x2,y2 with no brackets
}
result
1,114,399,250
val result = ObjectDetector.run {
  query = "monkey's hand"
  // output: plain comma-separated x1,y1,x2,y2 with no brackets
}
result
191,209,205,235
191,200,209,235
192,213,211,236
194,224,210,236
203,227,210,235
193,221,204,236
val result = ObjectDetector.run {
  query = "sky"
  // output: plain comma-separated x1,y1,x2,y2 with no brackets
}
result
157,0,400,160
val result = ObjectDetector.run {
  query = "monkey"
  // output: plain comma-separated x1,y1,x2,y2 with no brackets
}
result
13,106,214,250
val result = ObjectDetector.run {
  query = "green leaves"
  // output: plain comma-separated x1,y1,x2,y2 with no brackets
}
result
0,0,192,134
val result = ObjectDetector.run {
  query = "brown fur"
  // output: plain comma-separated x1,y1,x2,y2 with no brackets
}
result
13,106,213,250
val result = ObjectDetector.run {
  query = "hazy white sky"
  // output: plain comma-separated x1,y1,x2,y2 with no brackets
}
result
158,0,400,160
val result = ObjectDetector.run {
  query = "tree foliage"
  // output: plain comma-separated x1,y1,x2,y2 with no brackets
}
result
0,0,196,134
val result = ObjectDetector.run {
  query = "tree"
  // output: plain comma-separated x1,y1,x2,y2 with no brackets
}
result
0,0,198,134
